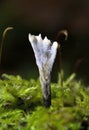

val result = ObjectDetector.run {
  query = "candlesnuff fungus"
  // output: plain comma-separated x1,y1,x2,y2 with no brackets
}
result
28,34,58,107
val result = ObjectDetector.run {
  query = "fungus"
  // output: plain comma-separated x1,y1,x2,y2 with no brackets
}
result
28,33,58,107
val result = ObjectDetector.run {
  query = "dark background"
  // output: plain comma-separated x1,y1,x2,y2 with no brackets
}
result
0,0,89,82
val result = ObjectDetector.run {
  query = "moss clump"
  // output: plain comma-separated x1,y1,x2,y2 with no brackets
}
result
0,73,89,130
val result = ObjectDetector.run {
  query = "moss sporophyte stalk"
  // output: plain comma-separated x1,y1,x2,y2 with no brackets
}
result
28,34,58,107
0,27,13,64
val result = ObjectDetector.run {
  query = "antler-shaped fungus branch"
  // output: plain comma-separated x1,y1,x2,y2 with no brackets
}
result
28,33,58,107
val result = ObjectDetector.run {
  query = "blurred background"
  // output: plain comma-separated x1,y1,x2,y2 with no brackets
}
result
0,0,89,82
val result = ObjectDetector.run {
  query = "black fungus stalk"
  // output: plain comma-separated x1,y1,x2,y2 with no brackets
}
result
39,70,51,107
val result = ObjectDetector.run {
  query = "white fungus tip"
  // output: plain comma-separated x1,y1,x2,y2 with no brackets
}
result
43,36,47,42
28,33,37,43
28,33,58,73
28,33,31,40
44,36,47,40
39,34,41,37
52,42,58,49
43,36,51,45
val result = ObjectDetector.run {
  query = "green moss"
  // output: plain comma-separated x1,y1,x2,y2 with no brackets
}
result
0,73,89,130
